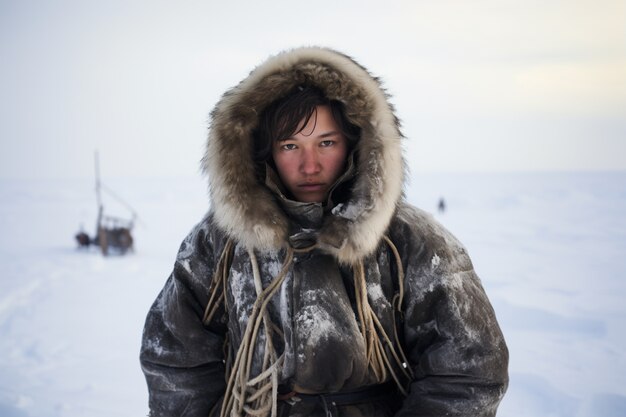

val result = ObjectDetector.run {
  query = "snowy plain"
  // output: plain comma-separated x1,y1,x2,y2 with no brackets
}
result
0,171,625,417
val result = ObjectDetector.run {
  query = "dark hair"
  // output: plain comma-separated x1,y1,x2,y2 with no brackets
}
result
253,85,360,166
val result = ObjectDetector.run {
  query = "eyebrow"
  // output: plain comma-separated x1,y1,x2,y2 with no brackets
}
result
319,131,341,139
280,130,341,142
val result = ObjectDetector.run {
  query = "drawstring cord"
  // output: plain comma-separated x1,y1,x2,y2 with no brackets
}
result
383,236,414,383
223,245,297,417
204,237,413,416
203,238,235,325
353,236,414,395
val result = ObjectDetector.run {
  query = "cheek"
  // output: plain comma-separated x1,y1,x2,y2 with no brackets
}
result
271,148,284,171
329,148,348,174
273,153,295,179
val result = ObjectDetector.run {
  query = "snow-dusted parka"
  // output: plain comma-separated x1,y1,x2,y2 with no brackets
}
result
140,47,509,417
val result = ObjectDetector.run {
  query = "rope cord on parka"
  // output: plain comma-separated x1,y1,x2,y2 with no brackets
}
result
203,237,414,417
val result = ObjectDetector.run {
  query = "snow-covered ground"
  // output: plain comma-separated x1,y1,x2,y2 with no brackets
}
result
1,171,625,417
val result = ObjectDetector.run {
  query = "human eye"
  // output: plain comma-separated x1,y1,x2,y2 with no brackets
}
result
320,140,335,147
281,143,297,151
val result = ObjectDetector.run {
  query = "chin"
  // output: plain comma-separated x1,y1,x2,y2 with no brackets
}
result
296,194,324,203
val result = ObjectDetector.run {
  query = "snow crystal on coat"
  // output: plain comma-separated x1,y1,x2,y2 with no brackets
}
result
296,295,342,339
268,262,282,278
367,282,385,304
331,203,344,215
295,303,341,362
180,259,192,275
431,253,441,270
275,255,296,380
229,268,253,327
332,202,365,221
144,336,166,356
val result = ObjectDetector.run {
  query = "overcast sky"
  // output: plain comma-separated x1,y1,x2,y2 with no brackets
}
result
1,0,625,180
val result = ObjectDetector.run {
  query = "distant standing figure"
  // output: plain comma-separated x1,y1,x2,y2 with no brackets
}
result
438,197,446,213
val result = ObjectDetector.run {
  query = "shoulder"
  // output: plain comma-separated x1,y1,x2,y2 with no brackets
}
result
172,211,231,284
177,212,226,257
387,201,474,277
389,202,468,255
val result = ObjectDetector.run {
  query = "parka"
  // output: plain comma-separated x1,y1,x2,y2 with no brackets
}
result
140,47,509,417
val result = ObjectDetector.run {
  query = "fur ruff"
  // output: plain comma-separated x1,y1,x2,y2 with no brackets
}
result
202,47,405,264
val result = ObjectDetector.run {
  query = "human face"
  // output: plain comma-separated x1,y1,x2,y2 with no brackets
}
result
272,105,349,203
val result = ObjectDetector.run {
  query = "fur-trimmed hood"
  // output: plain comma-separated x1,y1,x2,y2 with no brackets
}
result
202,47,405,264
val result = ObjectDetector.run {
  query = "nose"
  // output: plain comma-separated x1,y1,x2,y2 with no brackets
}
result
300,148,321,175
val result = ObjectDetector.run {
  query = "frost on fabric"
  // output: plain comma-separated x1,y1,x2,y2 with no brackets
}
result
144,336,166,357
180,259,192,275
229,268,255,328
295,288,348,337
331,201,365,221
177,239,194,259
437,268,496,364
446,270,466,292
177,223,208,259
431,253,441,270
367,281,386,306
294,303,341,361
331,203,344,215
364,260,385,304
262,256,283,281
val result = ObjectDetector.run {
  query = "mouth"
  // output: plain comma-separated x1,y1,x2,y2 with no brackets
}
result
298,183,325,190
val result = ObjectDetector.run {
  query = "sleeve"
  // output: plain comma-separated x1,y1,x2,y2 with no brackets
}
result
393,209,509,417
140,221,228,417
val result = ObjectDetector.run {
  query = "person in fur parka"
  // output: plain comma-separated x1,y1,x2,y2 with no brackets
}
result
140,47,509,417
